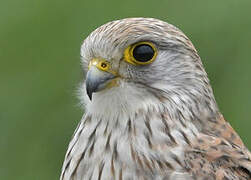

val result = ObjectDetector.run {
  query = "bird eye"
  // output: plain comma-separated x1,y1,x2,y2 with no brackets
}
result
124,42,157,65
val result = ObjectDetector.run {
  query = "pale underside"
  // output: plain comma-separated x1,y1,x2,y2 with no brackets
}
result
60,84,251,180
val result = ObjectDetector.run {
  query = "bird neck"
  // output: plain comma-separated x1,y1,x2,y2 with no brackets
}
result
84,81,220,139
82,89,220,166
158,89,220,132
82,102,198,171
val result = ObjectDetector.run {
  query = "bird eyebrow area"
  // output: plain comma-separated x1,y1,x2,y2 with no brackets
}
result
124,41,158,65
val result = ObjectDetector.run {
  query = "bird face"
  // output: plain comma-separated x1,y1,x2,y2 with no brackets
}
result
80,18,212,111
84,40,158,100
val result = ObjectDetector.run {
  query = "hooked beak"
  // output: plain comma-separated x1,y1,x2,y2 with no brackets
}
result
86,65,116,100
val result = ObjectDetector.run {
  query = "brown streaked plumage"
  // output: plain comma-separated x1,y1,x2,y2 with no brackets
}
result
60,18,251,180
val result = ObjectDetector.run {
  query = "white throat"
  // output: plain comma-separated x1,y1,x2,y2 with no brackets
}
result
82,81,161,120
67,81,200,179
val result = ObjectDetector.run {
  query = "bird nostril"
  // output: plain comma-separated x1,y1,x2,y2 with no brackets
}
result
101,62,107,68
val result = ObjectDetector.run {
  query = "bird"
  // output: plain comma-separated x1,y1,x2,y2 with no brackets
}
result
60,18,251,180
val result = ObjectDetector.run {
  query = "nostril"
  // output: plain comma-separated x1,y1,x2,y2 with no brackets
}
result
101,62,107,68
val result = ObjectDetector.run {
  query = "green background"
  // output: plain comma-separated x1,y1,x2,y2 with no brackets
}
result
1,0,250,179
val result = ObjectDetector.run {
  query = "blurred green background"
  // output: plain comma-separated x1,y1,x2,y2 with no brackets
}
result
0,0,250,179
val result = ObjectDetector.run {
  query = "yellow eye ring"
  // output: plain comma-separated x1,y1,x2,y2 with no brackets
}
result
124,41,157,65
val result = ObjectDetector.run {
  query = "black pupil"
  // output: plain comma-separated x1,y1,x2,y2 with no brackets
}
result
133,44,154,62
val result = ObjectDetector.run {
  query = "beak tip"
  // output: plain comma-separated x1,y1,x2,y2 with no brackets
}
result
86,89,93,101
85,65,116,101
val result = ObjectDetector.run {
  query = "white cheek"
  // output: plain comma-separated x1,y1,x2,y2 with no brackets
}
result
79,81,160,120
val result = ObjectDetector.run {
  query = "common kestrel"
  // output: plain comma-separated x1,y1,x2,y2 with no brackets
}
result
60,18,251,180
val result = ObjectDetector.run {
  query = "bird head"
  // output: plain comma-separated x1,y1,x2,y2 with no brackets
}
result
80,18,218,118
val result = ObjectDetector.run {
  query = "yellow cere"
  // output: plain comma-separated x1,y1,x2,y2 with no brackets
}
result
88,58,118,76
124,41,157,65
